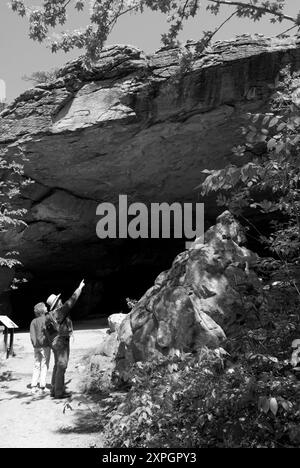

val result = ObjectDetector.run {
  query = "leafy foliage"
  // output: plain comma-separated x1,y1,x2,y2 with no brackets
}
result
97,286,300,448
201,67,300,289
0,146,31,269
125,297,138,310
78,352,114,396
22,68,60,85
9,1,300,63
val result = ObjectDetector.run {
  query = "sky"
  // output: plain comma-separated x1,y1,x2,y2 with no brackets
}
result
0,0,299,102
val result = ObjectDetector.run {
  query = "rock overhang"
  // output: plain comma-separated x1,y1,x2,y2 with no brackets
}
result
0,35,300,316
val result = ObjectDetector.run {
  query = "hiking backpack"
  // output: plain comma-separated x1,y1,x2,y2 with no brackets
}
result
44,310,60,338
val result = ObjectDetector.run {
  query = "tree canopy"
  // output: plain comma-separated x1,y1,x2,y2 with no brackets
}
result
9,1,300,62
22,68,60,85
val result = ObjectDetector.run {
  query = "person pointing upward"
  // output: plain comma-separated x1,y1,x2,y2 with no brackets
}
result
45,279,85,399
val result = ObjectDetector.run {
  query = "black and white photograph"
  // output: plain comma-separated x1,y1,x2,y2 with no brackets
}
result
0,0,300,452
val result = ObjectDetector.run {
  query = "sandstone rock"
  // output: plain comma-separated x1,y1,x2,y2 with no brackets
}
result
97,313,128,358
0,36,299,318
97,331,120,358
115,211,264,374
108,313,127,333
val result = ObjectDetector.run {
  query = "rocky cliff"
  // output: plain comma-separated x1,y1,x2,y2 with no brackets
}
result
1,35,300,320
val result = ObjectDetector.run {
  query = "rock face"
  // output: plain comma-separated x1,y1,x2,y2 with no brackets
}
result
0,35,300,317
97,331,120,358
108,313,127,333
114,211,264,374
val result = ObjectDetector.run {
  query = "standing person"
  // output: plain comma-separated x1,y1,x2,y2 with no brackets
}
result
45,279,85,399
30,302,51,395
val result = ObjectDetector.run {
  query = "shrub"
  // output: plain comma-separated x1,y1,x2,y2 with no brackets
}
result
200,66,300,296
102,291,300,448
78,353,114,397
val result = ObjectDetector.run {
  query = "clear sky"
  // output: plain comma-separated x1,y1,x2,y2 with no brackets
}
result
0,0,299,102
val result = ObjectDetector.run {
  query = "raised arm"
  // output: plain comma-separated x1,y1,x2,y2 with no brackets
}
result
57,280,85,323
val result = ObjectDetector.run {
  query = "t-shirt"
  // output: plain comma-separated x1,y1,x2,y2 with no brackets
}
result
30,315,49,348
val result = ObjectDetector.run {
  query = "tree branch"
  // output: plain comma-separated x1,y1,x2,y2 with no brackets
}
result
108,4,140,31
208,0,298,24
63,0,73,8
181,0,191,18
276,24,299,38
206,10,238,44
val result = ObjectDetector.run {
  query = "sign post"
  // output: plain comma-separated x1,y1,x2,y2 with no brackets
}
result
0,316,18,358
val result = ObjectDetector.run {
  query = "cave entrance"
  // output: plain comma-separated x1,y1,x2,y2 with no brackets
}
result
9,211,276,330
10,238,186,330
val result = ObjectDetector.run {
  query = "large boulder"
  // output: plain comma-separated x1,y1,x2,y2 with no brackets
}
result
115,211,264,374
108,313,127,333
97,331,120,358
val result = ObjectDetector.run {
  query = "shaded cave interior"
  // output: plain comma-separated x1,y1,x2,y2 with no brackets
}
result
8,208,277,330
10,237,187,329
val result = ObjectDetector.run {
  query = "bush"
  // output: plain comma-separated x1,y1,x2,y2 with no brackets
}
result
78,353,114,397
201,67,300,290
102,291,300,448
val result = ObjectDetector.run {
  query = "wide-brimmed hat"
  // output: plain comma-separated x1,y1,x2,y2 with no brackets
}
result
46,293,61,311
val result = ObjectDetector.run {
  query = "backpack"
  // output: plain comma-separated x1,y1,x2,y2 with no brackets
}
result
44,310,72,341
44,310,60,339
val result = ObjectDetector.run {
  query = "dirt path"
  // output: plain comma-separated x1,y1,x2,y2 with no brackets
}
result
0,323,108,448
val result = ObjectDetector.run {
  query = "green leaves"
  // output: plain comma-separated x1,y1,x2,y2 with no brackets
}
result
257,395,293,417
8,1,300,61
200,66,300,263
269,397,278,416
258,396,270,413
22,68,60,84
10,0,26,16
75,1,85,12
255,200,278,213
104,326,300,448
0,146,30,270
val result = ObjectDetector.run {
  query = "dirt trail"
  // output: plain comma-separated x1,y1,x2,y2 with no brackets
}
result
0,322,108,448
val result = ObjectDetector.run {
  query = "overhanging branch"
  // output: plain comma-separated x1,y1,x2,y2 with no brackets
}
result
207,10,238,44
208,0,298,24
